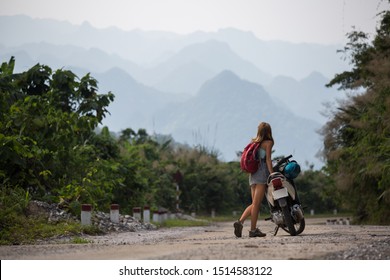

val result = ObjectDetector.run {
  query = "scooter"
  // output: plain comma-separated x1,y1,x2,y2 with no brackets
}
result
265,155,305,236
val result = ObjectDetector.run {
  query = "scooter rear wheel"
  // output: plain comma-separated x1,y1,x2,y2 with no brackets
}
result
281,205,297,236
296,218,305,235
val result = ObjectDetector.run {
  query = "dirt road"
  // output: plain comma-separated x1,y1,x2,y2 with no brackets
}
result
1,217,389,260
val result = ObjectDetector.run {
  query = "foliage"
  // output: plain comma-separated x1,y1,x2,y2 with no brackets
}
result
0,54,249,215
321,7,390,224
0,185,100,245
0,215,99,245
0,57,114,202
172,146,249,215
295,168,342,213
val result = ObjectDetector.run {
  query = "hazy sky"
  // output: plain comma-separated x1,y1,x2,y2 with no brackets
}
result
0,0,388,44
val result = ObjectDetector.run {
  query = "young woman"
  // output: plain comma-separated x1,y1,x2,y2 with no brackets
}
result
234,122,274,237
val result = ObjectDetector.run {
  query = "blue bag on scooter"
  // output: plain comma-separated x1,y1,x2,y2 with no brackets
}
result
283,160,301,179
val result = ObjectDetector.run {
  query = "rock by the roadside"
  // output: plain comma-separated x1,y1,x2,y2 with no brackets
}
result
26,200,157,233
27,200,76,223
91,211,157,233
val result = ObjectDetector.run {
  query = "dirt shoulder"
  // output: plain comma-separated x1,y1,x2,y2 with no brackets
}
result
1,217,390,260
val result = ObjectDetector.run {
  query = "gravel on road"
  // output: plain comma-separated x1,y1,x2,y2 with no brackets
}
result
1,217,389,260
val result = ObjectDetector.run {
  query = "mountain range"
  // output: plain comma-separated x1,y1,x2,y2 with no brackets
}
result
152,70,323,165
0,15,350,168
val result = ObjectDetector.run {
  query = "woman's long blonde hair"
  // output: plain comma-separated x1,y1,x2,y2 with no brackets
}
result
252,122,274,144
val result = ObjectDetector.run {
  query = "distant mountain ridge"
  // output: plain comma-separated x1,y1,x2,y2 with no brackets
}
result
0,15,348,79
152,71,322,167
265,72,339,121
137,40,272,94
92,67,189,132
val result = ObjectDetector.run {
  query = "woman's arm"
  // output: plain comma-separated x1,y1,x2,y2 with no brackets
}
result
264,140,274,174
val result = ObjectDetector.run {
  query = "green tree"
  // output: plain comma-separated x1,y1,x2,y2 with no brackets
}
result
0,57,114,202
322,7,390,224
173,146,244,215
295,169,340,214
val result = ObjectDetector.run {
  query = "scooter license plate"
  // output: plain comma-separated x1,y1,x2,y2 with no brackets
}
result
273,188,288,200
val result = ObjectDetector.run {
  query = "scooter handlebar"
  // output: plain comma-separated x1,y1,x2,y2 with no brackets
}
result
273,155,293,171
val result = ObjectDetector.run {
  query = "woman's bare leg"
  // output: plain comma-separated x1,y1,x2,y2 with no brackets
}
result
239,205,251,223
250,184,266,230
238,185,255,223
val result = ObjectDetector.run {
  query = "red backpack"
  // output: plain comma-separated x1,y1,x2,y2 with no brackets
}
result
240,141,261,173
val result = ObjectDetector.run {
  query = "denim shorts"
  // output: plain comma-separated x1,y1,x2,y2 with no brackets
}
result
249,160,269,185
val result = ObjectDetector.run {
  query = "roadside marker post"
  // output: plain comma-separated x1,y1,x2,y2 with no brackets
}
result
143,206,150,223
153,210,161,223
81,204,92,226
133,207,142,221
110,204,120,223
